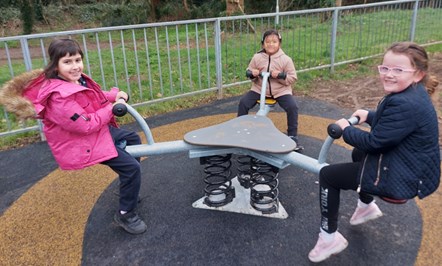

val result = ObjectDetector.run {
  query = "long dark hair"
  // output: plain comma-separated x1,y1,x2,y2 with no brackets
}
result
43,38,83,79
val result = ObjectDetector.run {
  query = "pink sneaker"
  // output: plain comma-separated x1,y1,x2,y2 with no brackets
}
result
308,231,348,263
350,201,383,225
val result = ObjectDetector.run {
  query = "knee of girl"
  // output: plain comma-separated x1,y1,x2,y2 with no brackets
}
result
318,169,328,183
238,100,248,109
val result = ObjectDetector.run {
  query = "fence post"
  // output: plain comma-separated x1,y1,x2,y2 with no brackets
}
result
409,0,419,42
330,8,339,73
214,19,223,99
20,38,33,71
275,0,280,26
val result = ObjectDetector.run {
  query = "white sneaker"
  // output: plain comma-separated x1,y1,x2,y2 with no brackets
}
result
308,231,348,263
350,201,383,225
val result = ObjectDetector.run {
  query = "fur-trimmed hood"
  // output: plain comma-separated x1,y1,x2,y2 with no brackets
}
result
0,69,43,120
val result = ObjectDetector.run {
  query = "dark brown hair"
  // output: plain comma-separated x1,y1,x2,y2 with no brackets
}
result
43,38,83,79
261,29,282,44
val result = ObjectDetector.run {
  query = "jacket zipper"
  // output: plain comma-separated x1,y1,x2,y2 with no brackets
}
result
357,153,383,193
374,154,383,186
357,155,368,193
267,55,273,97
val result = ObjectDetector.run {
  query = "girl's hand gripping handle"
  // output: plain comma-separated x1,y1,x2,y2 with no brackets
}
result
327,116,360,139
112,98,128,117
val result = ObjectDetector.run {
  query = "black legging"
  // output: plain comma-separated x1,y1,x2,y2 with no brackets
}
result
237,90,299,137
318,149,374,233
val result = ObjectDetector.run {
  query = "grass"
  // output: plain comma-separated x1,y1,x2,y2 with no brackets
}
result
0,58,377,151
0,6,441,148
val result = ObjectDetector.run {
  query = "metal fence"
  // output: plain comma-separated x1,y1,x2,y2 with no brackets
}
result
1,0,441,138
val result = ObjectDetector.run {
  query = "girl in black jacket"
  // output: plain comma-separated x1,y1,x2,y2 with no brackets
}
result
308,42,440,263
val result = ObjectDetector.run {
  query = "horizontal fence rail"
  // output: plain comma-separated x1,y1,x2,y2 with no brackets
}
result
1,0,441,138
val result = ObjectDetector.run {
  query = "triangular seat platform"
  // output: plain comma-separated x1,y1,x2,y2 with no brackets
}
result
183,115,296,153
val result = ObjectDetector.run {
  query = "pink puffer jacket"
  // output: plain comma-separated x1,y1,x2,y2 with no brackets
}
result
29,74,119,170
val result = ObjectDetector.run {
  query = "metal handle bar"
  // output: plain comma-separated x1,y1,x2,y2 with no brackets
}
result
257,72,271,116
119,102,359,175
114,102,155,145
112,98,128,117
317,116,360,164
327,116,360,139
245,71,286,116
246,70,286,80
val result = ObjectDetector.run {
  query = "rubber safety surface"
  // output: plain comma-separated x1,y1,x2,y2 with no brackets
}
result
0,96,441,265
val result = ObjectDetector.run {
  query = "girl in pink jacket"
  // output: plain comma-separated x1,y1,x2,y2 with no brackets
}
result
237,29,303,151
19,39,146,235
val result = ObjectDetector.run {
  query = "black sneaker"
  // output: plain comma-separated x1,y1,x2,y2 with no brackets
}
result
289,136,304,153
114,210,147,234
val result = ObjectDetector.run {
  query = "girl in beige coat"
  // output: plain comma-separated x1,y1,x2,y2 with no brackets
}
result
237,29,302,151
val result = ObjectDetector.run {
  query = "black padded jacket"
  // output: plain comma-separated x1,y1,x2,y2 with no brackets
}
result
343,83,440,199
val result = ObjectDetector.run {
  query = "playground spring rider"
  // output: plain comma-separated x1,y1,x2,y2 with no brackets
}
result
199,71,288,214
112,72,359,219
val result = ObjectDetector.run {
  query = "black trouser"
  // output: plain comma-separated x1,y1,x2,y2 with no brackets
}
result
318,149,374,233
237,90,299,137
102,126,142,212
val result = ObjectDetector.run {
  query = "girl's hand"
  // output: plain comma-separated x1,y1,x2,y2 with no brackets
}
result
251,69,260,77
351,109,369,124
335,118,351,130
270,71,279,79
116,91,129,102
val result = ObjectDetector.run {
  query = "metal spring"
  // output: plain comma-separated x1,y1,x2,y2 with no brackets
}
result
250,158,280,214
201,154,235,207
236,155,253,189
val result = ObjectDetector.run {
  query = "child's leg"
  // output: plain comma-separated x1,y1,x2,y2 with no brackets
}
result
237,91,260,116
319,162,361,233
104,126,142,212
351,148,373,203
275,95,298,137
109,126,142,161
102,148,141,212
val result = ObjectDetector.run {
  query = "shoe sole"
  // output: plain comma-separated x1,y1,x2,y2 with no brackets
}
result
308,239,348,263
350,212,383,225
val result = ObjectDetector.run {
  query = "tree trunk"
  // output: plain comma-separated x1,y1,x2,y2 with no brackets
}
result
226,0,244,16
183,0,189,12
150,0,160,21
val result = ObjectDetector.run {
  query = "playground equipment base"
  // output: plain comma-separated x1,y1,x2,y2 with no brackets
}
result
192,176,288,219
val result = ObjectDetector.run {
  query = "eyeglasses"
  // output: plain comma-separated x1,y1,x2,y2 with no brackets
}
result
377,65,416,76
